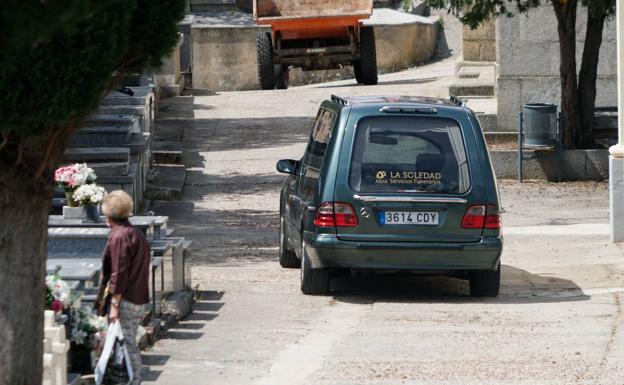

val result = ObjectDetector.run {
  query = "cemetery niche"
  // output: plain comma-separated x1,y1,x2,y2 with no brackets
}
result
42,78,193,384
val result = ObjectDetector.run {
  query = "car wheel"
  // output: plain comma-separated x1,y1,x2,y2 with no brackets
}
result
358,26,377,85
469,264,501,297
300,240,329,295
256,32,275,90
279,215,300,268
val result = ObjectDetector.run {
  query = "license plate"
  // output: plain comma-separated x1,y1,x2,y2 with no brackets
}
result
380,211,439,225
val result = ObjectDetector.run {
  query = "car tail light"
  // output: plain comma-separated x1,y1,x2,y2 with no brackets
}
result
313,202,335,227
461,204,501,230
484,204,501,229
461,205,486,229
313,202,358,227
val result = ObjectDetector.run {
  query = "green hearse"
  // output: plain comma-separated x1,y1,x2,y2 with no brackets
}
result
277,95,503,297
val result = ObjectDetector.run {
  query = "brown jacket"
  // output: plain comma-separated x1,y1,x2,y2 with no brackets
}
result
100,221,150,305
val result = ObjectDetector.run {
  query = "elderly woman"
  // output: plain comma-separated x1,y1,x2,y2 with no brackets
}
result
96,190,150,384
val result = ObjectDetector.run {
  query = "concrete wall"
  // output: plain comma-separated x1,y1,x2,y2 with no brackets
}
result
190,10,439,91
491,149,608,181
154,33,185,97
463,19,495,62
496,4,616,131
191,25,271,91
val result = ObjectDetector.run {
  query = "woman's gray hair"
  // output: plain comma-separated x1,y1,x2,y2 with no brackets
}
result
101,190,133,221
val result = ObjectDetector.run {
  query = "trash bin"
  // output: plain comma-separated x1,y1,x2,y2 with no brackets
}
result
522,103,558,147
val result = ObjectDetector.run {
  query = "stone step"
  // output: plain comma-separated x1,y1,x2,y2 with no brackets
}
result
190,0,238,12
64,147,130,163
475,113,498,132
84,114,141,132
146,165,187,201
67,126,133,147
449,80,495,97
153,140,183,164
484,132,517,147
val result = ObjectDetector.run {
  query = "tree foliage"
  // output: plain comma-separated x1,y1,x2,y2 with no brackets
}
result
426,0,615,149
426,0,613,29
0,0,185,136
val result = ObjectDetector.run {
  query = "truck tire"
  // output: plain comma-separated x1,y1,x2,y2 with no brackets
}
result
358,26,378,85
469,264,501,297
353,60,363,84
279,215,300,268
300,240,329,295
256,32,275,90
274,64,289,90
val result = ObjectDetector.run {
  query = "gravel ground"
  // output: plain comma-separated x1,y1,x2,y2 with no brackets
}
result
144,40,624,385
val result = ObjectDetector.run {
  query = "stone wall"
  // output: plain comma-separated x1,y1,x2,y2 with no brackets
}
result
463,19,495,62
496,4,617,131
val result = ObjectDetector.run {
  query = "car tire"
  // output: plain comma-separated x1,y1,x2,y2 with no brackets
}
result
300,240,329,295
274,65,289,90
279,215,300,268
469,264,501,297
358,26,377,85
256,32,275,90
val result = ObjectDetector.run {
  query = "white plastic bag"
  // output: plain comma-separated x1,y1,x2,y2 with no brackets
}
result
94,321,134,385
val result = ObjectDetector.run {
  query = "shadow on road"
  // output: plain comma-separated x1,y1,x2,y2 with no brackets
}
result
332,265,589,304
141,290,225,381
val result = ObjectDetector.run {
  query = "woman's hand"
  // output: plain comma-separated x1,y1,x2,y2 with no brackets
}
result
109,304,120,322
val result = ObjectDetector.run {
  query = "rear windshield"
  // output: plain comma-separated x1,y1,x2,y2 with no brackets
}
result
349,116,470,194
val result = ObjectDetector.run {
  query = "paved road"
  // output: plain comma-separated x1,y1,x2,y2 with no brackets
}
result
145,57,624,384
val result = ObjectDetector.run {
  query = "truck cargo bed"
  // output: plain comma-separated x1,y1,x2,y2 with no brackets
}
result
254,0,373,21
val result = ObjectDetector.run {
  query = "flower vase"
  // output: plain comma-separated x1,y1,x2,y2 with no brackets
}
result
82,205,99,223
69,344,94,374
65,190,78,207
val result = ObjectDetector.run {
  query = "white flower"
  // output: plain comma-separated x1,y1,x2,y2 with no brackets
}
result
46,275,71,306
73,184,107,206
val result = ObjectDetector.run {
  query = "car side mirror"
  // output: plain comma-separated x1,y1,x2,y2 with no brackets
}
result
276,159,298,175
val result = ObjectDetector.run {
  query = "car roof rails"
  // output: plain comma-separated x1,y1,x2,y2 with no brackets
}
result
449,95,466,107
331,94,350,106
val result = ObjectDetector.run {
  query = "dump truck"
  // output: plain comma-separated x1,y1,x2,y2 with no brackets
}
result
253,0,377,89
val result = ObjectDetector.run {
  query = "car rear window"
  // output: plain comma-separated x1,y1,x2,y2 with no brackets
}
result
349,116,470,194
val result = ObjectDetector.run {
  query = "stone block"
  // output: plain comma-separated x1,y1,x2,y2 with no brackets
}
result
62,206,83,220
89,162,130,177
518,5,558,43
161,291,194,320
463,19,495,41
67,126,133,148
42,310,69,385
192,24,270,91
84,114,141,133
490,149,608,180
96,105,149,133
585,149,609,180
475,113,498,133
610,156,624,242
64,147,130,163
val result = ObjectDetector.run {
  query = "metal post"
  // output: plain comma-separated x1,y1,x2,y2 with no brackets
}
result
557,112,564,182
518,112,523,182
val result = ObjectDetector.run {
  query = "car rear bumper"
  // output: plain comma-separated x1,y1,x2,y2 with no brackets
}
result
303,232,502,271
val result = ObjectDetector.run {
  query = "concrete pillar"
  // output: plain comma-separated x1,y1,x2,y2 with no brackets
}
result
610,0,624,242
